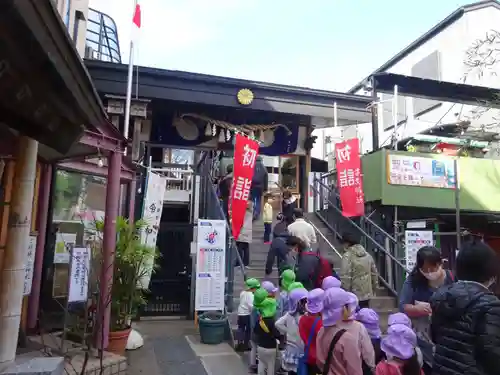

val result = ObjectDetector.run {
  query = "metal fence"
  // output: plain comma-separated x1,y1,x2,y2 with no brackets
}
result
311,174,407,296
85,8,122,63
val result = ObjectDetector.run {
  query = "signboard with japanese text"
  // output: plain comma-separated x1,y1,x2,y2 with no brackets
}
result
387,154,456,189
138,171,166,288
404,230,433,271
23,235,37,295
230,134,260,240
335,138,364,217
68,247,91,303
53,233,76,264
195,219,227,311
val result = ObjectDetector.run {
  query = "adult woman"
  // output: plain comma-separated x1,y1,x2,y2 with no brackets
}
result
398,246,455,374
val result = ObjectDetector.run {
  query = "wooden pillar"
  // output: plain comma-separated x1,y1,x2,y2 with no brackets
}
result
0,162,15,281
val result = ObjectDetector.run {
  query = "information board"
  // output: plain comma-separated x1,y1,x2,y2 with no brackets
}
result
195,219,227,311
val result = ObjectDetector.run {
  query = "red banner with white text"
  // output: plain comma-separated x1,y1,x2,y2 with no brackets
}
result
231,134,260,240
335,138,364,217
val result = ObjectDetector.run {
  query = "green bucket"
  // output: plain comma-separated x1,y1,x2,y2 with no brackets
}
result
198,312,228,345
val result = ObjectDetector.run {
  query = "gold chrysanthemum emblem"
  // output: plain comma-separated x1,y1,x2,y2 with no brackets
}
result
237,88,254,105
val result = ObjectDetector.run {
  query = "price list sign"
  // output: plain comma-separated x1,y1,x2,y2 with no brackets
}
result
195,219,226,311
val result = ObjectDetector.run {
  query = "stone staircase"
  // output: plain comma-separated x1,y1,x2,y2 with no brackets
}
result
229,218,398,334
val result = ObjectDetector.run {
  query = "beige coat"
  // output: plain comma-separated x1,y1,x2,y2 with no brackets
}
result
237,201,253,243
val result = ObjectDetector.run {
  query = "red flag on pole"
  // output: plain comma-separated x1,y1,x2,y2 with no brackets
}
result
230,134,260,240
133,4,141,28
334,138,365,217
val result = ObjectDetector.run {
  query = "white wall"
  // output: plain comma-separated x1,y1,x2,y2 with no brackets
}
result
354,4,500,153
53,0,90,57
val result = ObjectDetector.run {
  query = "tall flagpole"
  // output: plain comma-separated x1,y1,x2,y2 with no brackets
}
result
123,0,139,155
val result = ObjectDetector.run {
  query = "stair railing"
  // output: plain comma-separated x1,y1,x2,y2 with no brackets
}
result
311,176,407,297
196,152,246,312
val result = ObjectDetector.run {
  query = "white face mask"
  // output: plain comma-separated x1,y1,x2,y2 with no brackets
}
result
420,268,441,281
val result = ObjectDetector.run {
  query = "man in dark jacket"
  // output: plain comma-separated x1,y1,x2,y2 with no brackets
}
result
264,218,291,276
430,239,500,375
251,156,268,221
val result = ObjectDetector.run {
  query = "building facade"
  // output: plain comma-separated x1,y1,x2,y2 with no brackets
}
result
350,0,500,154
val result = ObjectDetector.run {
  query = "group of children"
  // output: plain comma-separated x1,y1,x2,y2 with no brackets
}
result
238,271,423,375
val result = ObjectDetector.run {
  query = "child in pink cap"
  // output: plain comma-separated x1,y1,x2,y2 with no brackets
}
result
316,288,375,375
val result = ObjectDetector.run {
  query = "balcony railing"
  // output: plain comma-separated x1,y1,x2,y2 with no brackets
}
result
85,8,121,63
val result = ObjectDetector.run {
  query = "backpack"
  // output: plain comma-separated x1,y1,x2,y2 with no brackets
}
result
313,254,333,289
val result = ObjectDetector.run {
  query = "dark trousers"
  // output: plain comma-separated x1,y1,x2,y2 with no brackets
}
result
251,190,262,220
359,299,370,309
307,364,320,375
237,314,251,345
236,241,250,266
264,223,272,242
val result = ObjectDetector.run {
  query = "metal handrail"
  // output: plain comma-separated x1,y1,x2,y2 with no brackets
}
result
308,219,343,259
315,178,398,243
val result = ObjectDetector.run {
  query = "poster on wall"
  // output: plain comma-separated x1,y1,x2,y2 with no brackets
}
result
195,219,227,311
138,171,167,289
53,233,77,264
23,235,37,296
404,230,434,271
387,154,456,189
68,247,91,303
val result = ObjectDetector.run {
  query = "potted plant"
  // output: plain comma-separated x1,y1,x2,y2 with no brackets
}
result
93,217,158,354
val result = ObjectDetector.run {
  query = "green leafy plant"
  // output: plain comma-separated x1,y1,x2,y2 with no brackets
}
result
92,216,159,331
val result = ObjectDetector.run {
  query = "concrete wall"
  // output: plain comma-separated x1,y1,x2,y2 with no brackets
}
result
352,4,500,154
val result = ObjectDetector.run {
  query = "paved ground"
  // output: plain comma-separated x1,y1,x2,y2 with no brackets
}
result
127,319,248,375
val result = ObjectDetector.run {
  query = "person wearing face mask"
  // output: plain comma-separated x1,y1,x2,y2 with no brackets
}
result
398,246,455,374
430,239,500,375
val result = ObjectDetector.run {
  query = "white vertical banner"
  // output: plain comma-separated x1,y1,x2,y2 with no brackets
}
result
195,219,227,311
404,230,433,271
138,171,166,288
23,235,37,296
68,247,91,303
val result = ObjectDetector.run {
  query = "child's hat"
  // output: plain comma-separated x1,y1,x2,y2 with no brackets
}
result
388,312,412,328
245,278,260,289
321,276,341,290
280,269,295,290
289,288,308,313
253,288,269,309
258,297,277,318
345,292,359,319
381,324,417,360
306,288,325,315
288,281,304,292
322,288,349,327
261,280,278,294
356,308,381,339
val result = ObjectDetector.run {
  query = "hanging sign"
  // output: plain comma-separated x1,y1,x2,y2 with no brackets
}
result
195,219,227,311
53,232,76,264
387,154,456,189
231,134,260,240
68,247,91,303
23,235,37,296
404,230,434,271
138,171,166,288
334,138,364,217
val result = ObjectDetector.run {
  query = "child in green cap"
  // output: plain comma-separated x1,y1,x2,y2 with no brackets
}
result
249,287,269,373
278,269,296,318
237,278,260,352
253,296,281,375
